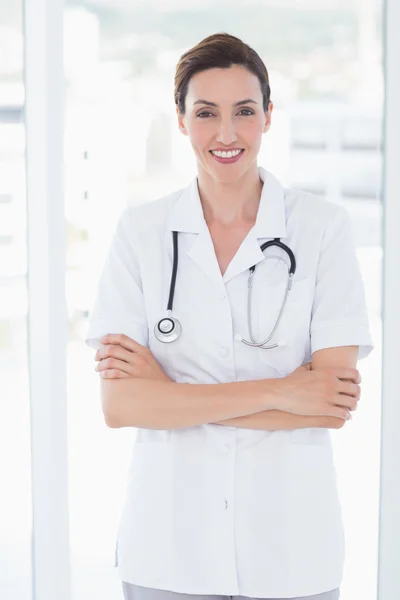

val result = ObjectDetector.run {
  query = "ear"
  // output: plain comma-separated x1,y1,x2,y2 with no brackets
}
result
263,101,273,133
176,106,188,136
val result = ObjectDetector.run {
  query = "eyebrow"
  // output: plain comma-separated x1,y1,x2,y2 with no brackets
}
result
192,98,258,107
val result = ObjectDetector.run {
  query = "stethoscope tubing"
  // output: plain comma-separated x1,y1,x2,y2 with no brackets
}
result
154,232,296,346
167,231,179,311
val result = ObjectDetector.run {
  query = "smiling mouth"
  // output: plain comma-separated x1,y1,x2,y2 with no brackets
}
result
210,149,244,154
209,149,245,163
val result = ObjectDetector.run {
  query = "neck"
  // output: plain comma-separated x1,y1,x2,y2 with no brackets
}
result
196,165,263,228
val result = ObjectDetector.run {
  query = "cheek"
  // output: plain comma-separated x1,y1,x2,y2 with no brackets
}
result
190,127,210,151
240,120,264,143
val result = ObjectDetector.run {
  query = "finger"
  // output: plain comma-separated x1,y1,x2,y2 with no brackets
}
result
330,407,352,420
96,344,136,364
100,334,147,354
96,358,135,376
337,380,361,401
335,398,358,413
333,367,361,384
99,369,130,379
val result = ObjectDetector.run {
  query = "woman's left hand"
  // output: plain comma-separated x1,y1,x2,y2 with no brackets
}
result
94,334,173,381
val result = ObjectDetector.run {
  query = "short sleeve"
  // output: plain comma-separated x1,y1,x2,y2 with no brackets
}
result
310,206,374,360
84,207,148,351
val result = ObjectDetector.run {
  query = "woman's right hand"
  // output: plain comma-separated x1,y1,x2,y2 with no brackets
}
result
275,365,361,420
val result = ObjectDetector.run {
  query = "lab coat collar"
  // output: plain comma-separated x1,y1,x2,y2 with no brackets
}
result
167,166,287,286
167,165,287,240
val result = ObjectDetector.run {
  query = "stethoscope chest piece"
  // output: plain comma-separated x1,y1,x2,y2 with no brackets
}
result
154,312,182,343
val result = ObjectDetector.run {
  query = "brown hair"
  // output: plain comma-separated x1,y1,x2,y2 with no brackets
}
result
174,32,271,115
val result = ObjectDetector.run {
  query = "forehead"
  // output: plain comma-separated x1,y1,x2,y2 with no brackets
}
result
186,66,261,102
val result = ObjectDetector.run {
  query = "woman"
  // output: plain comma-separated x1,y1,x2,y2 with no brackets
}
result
85,33,374,600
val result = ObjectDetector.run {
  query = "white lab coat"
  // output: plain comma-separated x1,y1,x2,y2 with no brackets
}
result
85,166,374,598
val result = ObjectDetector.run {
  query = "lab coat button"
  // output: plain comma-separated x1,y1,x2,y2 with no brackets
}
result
224,499,228,510
220,346,229,357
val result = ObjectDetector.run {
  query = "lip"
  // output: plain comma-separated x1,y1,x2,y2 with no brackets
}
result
210,148,244,152
209,149,245,164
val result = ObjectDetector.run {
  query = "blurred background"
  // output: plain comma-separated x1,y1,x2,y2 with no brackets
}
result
0,0,383,599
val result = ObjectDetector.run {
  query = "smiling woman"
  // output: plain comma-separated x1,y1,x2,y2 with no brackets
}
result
83,30,374,600
175,42,272,195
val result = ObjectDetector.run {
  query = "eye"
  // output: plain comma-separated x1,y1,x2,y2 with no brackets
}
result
196,108,254,118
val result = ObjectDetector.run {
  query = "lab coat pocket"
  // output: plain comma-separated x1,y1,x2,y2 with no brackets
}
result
283,435,344,559
120,441,173,573
256,277,314,375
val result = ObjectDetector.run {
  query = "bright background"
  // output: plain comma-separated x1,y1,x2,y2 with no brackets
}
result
0,1,383,599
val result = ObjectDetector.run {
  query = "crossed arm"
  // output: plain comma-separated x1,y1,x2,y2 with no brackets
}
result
211,346,359,431
96,335,359,431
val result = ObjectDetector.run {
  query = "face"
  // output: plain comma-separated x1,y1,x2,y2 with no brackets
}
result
177,65,272,182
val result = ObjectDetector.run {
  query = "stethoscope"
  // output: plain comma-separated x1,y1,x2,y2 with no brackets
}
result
154,231,296,349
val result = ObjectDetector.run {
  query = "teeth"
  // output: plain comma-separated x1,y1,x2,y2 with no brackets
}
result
212,149,242,158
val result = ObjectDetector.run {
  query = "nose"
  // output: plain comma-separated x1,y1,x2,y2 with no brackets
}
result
216,117,238,146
